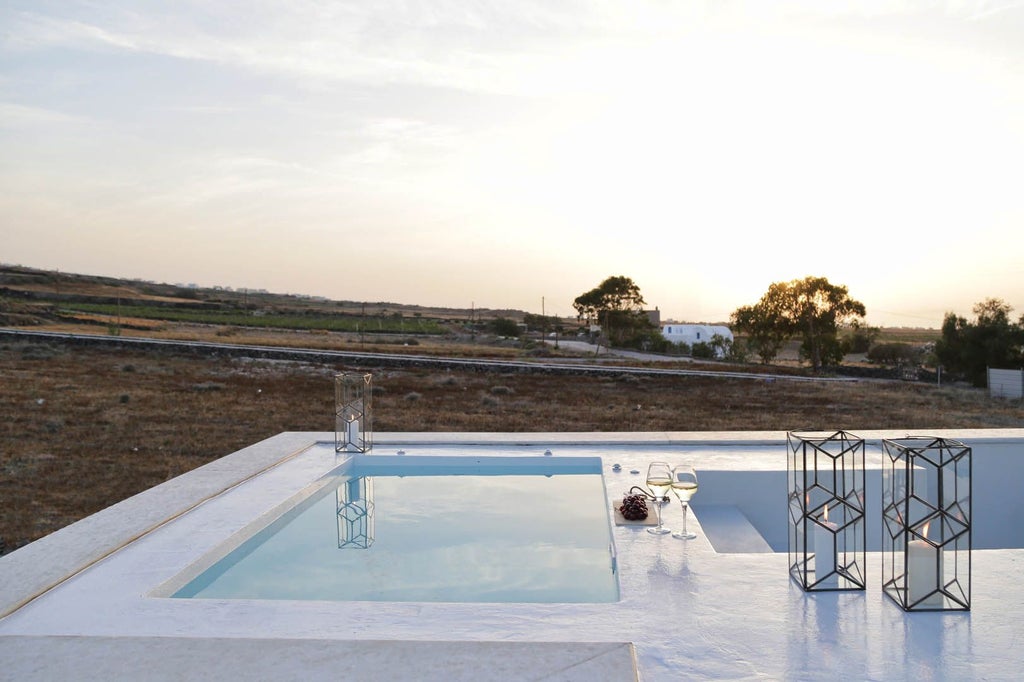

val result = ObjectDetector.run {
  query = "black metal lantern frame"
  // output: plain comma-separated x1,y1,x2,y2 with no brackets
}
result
787,430,867,591
882,437,971,611
335,372,372,453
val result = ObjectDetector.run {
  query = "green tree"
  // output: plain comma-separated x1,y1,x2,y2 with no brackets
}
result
731,276,866,371
935,298,1024,387
788,276,866,370
573,276,654,348
731,283,792,364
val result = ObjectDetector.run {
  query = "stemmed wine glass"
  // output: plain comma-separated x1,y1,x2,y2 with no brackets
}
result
645,462,673,535
670,464,699,540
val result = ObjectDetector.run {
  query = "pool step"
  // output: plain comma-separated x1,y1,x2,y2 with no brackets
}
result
690,504,774,553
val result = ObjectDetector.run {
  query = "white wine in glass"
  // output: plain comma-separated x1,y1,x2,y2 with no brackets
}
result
670,464,698,539
645,462,673,535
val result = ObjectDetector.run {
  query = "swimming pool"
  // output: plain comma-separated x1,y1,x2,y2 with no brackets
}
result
169,455,619,603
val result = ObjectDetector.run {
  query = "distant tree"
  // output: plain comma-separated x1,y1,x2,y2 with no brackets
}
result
935,298,1024,386
634,327,671,353
730,282,795,365
787,277,866,370
867,343,923,368
731,276,866,370
523,313,561,334
845,322,880,354
490,317,520,337
709,333,734,360
573,276,654,348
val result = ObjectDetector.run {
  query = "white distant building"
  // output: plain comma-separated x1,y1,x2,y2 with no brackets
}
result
661,324,734,355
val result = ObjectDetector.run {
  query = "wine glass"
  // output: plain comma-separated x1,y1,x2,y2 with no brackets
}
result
645,462,673,535
670,464,699,540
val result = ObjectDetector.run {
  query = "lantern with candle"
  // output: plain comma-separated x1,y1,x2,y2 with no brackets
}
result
787,430,867,592
882,437,971,611
335,372,373,453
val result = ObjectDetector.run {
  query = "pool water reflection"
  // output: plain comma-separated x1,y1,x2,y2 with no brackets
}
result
173,458,619,603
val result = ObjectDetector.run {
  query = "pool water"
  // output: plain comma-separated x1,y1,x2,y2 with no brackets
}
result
172,458,619,603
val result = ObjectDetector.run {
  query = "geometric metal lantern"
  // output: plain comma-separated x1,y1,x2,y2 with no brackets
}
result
882,437,971,611
335,372,372,453
787,430,867,591
336,475,375,549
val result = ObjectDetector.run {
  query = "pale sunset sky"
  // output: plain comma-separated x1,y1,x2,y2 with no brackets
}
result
2,1,1022,327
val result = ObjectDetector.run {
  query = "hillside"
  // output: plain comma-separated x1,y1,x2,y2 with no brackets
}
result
0,263,529,326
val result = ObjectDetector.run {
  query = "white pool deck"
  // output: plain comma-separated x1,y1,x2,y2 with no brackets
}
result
2,429,1024,681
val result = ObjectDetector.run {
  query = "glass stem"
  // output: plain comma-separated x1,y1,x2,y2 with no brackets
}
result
680,502,688,534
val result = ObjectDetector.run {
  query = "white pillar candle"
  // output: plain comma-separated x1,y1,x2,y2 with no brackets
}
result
907,524,944,607
814,505,838,585
346,417,360,449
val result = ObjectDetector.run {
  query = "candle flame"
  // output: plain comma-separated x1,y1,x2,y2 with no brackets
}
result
921,521,931,539
823,503,829,523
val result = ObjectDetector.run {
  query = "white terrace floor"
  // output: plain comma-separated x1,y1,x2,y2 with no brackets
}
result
2,430,1023,681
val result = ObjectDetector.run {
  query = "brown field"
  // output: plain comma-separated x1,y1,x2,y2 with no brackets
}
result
2,333,1021,554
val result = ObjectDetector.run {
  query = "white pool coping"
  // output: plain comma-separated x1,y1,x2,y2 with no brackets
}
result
2,429,1024,681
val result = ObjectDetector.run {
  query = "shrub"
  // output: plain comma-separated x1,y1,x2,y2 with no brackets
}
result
490,317,520,337
867,343,923,367
692,342,716,359
490,385,514,395
403,391,422,402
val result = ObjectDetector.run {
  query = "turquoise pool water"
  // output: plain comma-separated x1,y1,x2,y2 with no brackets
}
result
172,457,619,603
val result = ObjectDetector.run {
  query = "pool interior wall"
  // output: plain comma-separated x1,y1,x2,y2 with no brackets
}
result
2,429,1024,681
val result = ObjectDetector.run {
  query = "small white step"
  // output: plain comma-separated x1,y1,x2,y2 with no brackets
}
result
691,504,774,553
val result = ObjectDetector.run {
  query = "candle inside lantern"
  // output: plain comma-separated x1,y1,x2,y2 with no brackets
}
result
907,522,944,607
346,415,360,449
814,503,838,585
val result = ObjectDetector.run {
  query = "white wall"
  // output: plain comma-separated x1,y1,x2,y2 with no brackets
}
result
692,438,1024,552
661,324,733,349
989,368,1024,399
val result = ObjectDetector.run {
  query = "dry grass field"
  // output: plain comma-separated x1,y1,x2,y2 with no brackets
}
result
2,333,1022,554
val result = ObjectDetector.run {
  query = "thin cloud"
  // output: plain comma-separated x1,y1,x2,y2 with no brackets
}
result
0,102,88,127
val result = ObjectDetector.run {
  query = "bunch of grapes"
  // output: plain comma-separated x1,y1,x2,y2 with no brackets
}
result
619,493,649,521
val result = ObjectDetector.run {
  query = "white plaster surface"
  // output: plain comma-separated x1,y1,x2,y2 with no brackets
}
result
0,637,637,681
2,430,1024,681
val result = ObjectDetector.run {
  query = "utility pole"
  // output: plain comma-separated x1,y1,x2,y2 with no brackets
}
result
541,296,546,339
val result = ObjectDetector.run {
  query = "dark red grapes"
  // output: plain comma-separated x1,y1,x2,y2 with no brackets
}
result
619,493,649,521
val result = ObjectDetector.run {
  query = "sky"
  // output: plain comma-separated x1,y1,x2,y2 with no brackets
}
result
2,1,1022,328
